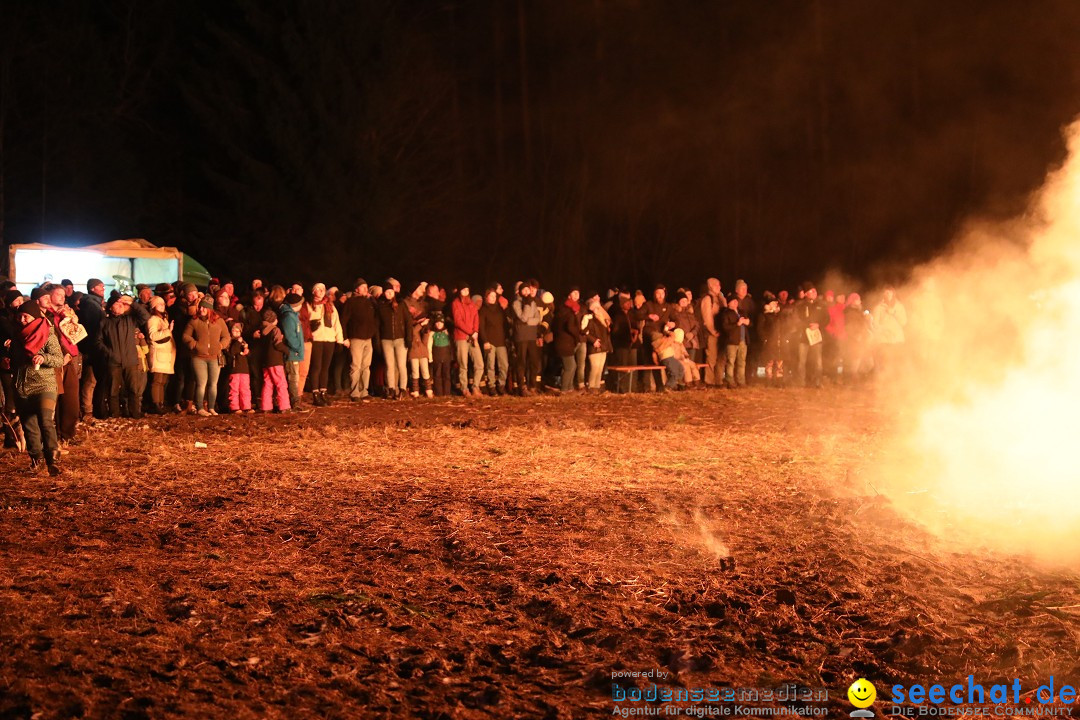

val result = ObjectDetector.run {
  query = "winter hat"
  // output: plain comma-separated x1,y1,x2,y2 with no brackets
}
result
673,328,685,344
20,300,44,319
154,283,173,295
3,289,23,307
198,297,214,311
180,282,197,295
283,292,303,307
149,296,166,313
540,291,554,305
87,278,104,292
354,278,367,290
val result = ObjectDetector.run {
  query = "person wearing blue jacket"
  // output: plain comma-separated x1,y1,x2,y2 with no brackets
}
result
279,291,306,407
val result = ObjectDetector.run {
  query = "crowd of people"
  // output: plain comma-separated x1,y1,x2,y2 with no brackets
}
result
0,273,909,475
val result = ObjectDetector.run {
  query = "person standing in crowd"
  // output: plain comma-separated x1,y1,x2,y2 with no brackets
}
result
642,285,671,340
306,282,344,406
479,286,509,396
1,290,26,450
795,282,829,389
608,292,634,393
226,323,254,413
77,277,106,419
872,286,907,378
258,309,291,413
555,288,585,393
183,297,230,416
214,288,241,326
341,278,376,401
404,282,433,398
720,296,750,389
843,293,872,384
168,283,199,413
452,282,483,398
46,283,83,443
430,313,453,397
146,295,175,414
97,294,143,418
292,283,314,401
824,292,847,381
757,293,783,384
279,291,306,407
581,295,612,393
511,281,542,396
240,289,267,403
13,300,65,475
377,285,411,400
731,280,757,383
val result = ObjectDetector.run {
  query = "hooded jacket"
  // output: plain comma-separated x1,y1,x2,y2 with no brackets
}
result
97,312,141,368
279,303,305,362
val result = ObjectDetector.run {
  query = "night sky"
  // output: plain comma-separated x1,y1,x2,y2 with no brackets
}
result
3,0,1080,294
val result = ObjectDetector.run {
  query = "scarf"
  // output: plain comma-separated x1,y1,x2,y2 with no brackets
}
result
19,316,51,361
565,298,580,315
49,309,80,356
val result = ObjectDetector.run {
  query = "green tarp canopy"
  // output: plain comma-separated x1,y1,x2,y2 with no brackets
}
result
182,254,212,288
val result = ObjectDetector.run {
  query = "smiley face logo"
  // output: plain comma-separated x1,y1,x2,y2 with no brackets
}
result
848,678,877,708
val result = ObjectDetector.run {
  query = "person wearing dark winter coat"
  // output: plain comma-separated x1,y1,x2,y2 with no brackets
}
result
511,282,542,395
225,323,253,413
794,283,830,388
168,283,200,411
720,297,750,389
77,278,106,419
259,309,292,412
97,296,143,418
554,289,586,392
377,287,412,399
479,288,509,395
340,279,376,400
757,295,783,382
240,291,268,403
842,293,872,383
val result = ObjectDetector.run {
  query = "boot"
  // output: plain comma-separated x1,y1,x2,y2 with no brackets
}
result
424,378,434,398
410,378,420,398
45,452,62,477
28,457,46,476
312,391,325,407
321,390,333,406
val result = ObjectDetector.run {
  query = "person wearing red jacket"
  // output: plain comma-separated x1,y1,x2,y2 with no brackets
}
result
451,283,483,398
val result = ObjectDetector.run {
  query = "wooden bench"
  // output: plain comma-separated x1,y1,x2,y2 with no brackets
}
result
606,363,712,392
606,365,666,392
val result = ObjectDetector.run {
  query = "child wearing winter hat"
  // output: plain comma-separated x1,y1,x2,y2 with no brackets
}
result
259,310,291,412
430,313,453,397
226,322,254,413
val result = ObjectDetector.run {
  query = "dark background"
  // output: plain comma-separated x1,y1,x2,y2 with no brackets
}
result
2,0,1080,294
